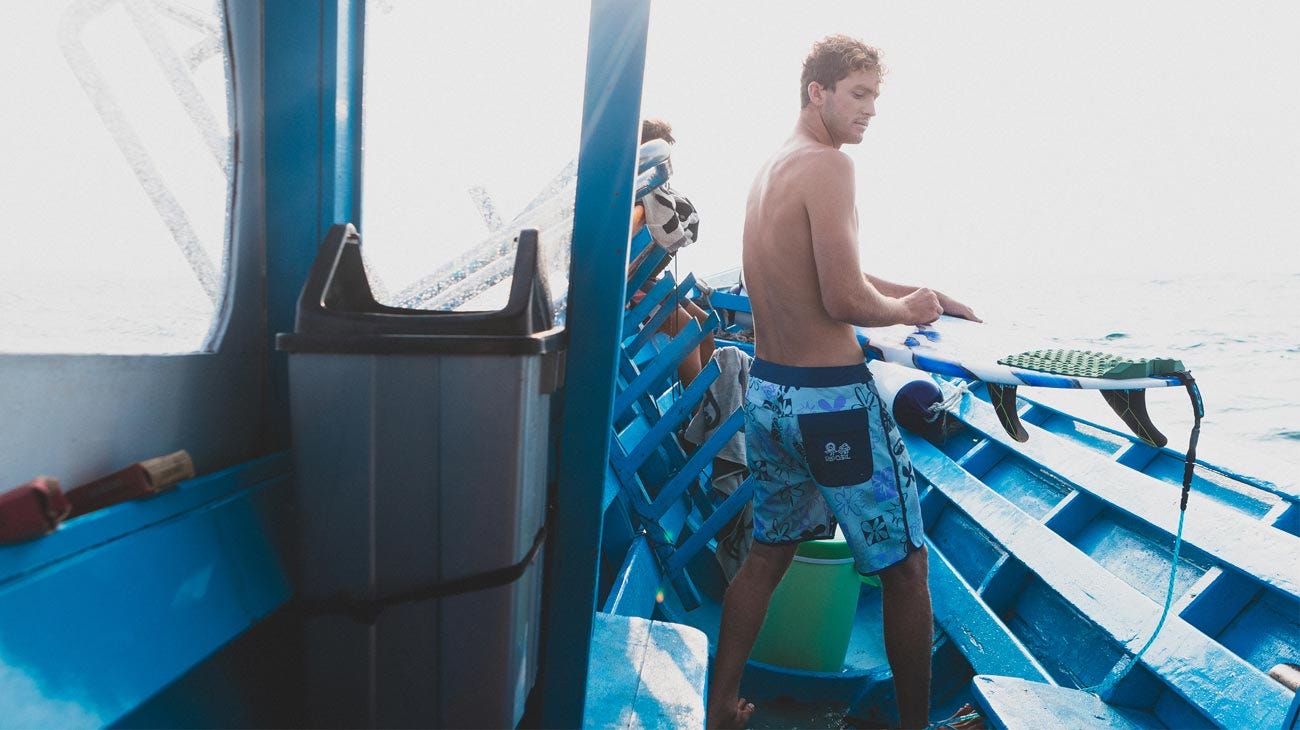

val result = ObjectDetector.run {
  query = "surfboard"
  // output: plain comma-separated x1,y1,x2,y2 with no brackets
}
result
855,315,1190,446
707,286,1195,447
856,315,1184,391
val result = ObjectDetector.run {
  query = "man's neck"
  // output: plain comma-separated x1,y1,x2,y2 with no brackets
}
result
795,108,839,149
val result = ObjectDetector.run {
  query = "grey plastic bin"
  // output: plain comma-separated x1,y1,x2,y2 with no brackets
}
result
277,223,563,728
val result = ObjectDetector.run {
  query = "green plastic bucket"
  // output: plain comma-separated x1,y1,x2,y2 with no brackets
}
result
749,529,864,672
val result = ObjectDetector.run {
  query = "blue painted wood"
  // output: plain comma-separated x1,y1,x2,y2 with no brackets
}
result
948,390,1300,601
927,542,1054,683
628,226,655,263
265,0,334,448
1176,567,1254,637
623,274,676,334
613,318,709,418
709,290,751,313
970,675,1156,730
954,440,1009,478
583,613,708,729
613,363,719,489
541,1,651,725
625,281,688,357
625,275,700,357
602,534,662,617
986,387,1300,508
649,415,742,520
1041,491,1105,542
1141,448,1279,519
322,0,363,230
664,478,754,575
1285,688,1300,730
0,453,290,585
626,235,669,296
0,457,291,728
979,453,1072,519
1214,585,1300,675
925,503,1006,589
906,433,1293,728
1069,509,1210,604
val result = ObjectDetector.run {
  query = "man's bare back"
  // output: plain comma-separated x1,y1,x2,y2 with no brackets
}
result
742,68,954,370
743,138,869,367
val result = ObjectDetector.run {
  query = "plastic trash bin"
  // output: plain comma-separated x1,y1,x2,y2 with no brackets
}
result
750,528,862,672
276,223,564,729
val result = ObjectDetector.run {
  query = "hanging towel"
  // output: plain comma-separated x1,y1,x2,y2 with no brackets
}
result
684,345,753,582
643,184,700,255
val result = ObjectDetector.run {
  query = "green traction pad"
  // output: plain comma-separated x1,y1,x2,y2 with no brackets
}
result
998,349,1184,379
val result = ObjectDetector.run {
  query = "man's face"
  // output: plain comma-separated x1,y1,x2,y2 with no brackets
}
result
817,68,880,146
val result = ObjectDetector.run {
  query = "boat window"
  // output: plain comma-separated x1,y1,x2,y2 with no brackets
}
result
359,2,591,317
0,1,234,354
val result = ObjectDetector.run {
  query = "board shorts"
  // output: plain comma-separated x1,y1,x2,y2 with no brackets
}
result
743,358,925,575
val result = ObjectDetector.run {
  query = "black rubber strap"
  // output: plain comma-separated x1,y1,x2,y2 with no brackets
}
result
1174,372,1203,511
296,524,547,625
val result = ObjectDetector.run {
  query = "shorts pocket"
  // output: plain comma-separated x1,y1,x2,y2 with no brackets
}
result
797,408,873,487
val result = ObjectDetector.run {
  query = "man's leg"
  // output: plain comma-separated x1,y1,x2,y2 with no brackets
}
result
706,541,799,729
682,299,716,365
877,544,932,730
662,304,705,385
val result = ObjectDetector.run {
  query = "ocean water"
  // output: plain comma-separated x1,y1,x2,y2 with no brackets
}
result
962,270,1300,470
2,264,1296,470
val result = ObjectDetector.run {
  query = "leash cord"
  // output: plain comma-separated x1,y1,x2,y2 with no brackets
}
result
1086,372,1202,698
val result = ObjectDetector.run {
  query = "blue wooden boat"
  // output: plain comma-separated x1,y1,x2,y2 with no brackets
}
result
1,2,1295,728
603,271,1300,728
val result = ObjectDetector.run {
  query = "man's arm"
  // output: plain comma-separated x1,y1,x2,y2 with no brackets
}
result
805,152,902,325
805,151,941,327
862,273,982,322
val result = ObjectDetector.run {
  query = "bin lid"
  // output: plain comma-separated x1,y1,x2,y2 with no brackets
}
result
277,224,564,355
794,526,853,561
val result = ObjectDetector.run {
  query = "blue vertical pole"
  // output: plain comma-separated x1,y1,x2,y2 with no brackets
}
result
322,0,364,230
540,0,650,726
264,0,326,450
264,0,361,449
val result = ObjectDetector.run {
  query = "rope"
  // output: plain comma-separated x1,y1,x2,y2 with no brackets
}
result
929,380,970,419
1085,372,1202,699
927,379,971,440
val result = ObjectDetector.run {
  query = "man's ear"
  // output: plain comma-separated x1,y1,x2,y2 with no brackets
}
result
807,81,825,106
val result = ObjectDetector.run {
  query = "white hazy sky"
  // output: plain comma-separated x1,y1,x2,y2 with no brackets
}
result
6,1,1296,346
640,1,1300,290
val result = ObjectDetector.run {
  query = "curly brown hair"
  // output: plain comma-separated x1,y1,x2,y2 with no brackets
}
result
800,34,885,108
641,119,675,145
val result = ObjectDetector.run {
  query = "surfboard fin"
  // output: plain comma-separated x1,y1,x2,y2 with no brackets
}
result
987,383,1029,442
1101,389,1168,448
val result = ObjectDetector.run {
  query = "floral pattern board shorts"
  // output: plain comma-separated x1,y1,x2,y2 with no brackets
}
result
743,358,924,575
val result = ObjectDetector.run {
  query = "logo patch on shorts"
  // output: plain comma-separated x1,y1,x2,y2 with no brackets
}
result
798,409,873,486
824,442,852,462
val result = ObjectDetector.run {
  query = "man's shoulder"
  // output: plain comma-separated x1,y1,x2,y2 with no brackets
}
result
783,143,853,179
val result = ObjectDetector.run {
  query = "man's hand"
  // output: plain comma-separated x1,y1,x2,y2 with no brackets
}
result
898,287,943,325
936,292,982,322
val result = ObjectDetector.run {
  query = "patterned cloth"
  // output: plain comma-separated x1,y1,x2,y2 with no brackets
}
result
683,346,754,582
642,184,699,255
743,359,924,575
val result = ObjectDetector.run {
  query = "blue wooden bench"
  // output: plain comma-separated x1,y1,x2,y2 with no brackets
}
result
0,454,292,728
905,390,1296,729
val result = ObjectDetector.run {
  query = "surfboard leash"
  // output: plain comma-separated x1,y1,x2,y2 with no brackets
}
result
1086,371,1203,699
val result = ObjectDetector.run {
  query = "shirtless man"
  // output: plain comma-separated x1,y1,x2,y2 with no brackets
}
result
707,35,981,729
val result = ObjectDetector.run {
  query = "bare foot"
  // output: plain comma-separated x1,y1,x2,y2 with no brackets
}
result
930,703,983,730
706,697,755,729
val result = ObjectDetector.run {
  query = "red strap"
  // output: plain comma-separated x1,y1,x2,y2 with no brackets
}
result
0,477,69,544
